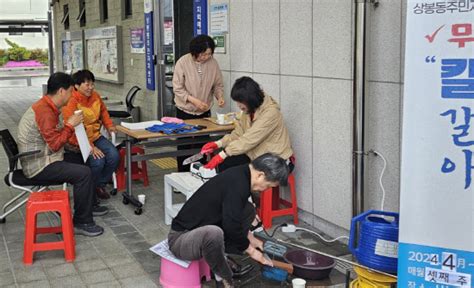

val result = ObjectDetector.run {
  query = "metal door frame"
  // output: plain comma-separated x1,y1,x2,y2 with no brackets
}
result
153,0,176,119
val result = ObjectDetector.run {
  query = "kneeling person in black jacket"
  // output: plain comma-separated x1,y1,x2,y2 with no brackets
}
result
168,153,289,288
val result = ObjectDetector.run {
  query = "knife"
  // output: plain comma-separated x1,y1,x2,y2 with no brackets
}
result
182,152,204,166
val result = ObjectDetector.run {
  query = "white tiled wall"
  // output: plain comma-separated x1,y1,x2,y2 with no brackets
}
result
220,0,404,234
313,78,353,228
229,0,253,72
313,0,353,79
364,82,401,213
253,1,280,74
281,76,314,213
280,0,313,77
367,0,403,83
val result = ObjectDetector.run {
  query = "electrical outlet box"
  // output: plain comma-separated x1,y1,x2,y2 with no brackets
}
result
281,224,296,233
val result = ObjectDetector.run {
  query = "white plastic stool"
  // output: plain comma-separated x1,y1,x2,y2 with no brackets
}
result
164,173,205,225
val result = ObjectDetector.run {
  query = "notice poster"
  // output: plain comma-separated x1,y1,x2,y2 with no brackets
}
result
61,31,83,74
130,28,145,54
84,26,123,83
209,4,228,35
399,1,474,287
62,40,83,73
164,20,173,46
212,35,225,54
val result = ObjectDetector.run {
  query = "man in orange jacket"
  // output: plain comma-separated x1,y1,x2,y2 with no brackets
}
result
63,70,119,200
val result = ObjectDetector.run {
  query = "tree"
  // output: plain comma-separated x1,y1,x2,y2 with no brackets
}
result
30,48,49,65
0,49,7,66
4,38,31,61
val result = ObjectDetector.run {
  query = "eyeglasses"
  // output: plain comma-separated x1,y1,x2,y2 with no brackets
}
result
199,51,212,58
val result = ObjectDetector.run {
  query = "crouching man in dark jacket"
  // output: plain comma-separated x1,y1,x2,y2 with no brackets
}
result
168,153,289,288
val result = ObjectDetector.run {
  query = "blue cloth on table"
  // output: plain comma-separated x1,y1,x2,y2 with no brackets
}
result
146,123,198,134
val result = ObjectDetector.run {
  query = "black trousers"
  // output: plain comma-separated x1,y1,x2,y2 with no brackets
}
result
176,108,211,172
168,202,256,280
31,153,94,225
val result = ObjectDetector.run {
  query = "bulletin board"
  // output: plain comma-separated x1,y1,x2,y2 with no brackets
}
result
84,26,123,83
61,31,84,74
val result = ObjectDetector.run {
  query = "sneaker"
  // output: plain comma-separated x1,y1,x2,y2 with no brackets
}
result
74,222,104,237
227,256,254,278
93,205,109,216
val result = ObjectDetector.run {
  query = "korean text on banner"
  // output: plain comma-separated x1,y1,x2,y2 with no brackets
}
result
144,0,155,90
399,1,474,287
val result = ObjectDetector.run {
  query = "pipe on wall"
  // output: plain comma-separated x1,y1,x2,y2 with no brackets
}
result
352,0,368,218
352,0,378,217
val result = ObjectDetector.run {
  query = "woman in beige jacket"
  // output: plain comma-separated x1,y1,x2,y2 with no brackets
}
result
201,77,294,172
173,34,225,171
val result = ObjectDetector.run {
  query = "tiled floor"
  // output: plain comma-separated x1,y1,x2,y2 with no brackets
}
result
0,83,352,287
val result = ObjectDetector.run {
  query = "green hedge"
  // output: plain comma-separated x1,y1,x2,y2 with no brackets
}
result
0,38,49,66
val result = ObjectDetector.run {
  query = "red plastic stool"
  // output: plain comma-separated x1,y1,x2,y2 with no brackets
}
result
258,173,298,229
23,190,75,265
116,146,149,191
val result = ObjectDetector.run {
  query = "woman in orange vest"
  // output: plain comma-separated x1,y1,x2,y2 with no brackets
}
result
63,70,119,200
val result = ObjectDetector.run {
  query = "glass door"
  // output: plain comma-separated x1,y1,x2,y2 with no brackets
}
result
154,0,175,118
154,0,195,118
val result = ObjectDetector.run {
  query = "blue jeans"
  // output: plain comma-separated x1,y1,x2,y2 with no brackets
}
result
87,136,120,190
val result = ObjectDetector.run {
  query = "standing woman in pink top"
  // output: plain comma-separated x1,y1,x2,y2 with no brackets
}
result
173,34,225,171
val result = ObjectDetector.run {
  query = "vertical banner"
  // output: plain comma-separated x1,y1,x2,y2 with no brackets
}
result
399,1,474,288
193,0,208,36
144,0,155,90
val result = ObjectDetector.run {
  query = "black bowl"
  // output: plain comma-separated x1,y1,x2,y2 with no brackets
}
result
283,250,336,280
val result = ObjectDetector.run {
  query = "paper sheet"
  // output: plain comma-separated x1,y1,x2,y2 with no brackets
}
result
121,120,163,130
74,123,91,162
149,240,191,268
